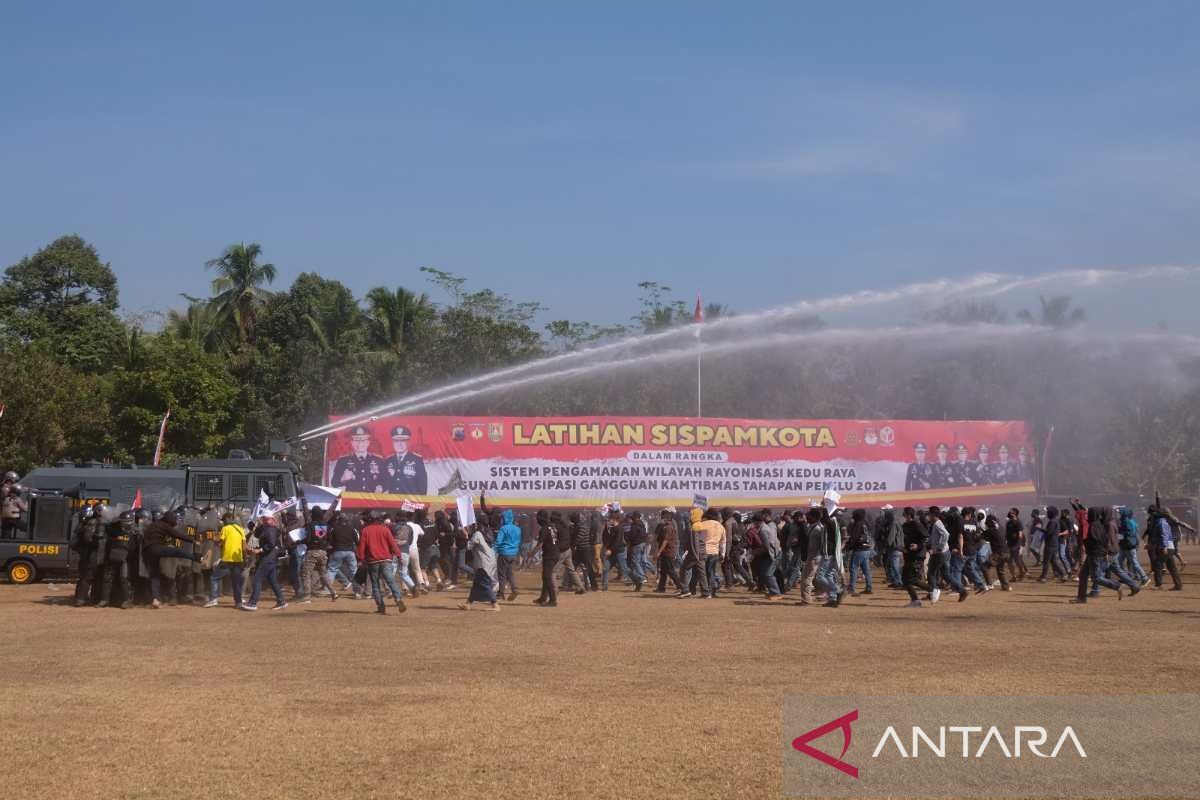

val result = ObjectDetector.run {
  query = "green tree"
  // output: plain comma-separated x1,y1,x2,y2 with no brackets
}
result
205,242,277,345
0,346,113,472
166,301,229,354
1016,295,1085,328
108,336,241,462
0,235,126,371
365,286,433,361
923,300,1009,326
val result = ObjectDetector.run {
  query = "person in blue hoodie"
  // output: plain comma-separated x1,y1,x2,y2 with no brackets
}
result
482,490,522,602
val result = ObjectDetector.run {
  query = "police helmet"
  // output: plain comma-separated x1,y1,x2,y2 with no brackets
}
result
2,471,17,483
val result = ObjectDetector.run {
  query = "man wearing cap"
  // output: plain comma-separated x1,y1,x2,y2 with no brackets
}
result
384,425,428,496
932,443,954,489
904,443,934,492
973,444,994,486
951,443,977,488
330,426,386,493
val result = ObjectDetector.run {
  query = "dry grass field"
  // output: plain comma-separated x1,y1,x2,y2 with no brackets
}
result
1,550,1196,800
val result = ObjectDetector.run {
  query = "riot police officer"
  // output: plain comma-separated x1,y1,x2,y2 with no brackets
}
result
98,511,136,608
329,425,386,492
383,425,428,496
71,504,106,606
196,506,221,602
1,471,28,539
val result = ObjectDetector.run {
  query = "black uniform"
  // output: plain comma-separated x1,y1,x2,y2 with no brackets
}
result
71,512,105,606
384,452,428,495
99,515,135,608
535,512,560,606
901,517,928,601
330,453,386,493
905,462,935,491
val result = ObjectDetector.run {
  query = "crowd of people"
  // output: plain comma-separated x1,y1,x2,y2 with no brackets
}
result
63,486,1191,614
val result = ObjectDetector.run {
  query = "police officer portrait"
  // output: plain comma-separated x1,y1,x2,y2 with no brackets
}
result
383,424,428,496
328,425,386,493
903,443,934,491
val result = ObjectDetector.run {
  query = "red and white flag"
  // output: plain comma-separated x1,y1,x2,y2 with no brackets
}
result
151,409,171,466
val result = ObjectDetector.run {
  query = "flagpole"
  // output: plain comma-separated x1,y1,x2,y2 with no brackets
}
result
694,292,703,418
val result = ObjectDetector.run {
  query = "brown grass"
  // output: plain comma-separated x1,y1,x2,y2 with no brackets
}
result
1,549,1196,800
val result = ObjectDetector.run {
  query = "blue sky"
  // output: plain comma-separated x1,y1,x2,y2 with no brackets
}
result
2,1,1198,329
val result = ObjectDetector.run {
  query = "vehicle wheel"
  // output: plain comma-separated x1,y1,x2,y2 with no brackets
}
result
7,560,36,585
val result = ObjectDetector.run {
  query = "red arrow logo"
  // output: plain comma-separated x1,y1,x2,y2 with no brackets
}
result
791,709,859,779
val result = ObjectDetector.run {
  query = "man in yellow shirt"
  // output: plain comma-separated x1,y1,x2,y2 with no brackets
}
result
205,512,247,608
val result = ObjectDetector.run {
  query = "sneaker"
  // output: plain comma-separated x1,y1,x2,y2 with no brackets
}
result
330,592,339,602
151,599,162,609
765,594,783,601
533,598,546,606
507,591,518,602
991,581,1001,589
272,602,289,611
930,588,941,604
298,597,312,605
958,590,969,602
242,604,258,612
862,589,873,595
203,599,219,608
445,584,457,591
375,606,388,614
906,599,923,608
1069,598,1087,604
675,591,693,598
394,599,407,613
822,599,840,608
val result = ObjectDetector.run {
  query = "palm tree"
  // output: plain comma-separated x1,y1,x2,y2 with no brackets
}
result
166,300,227,354
365,286,432,359
1016,295,1086,328
304,287,362,355
205,242,277,344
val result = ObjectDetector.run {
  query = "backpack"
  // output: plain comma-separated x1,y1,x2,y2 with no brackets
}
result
745,523,764,553
1119,514,1138,550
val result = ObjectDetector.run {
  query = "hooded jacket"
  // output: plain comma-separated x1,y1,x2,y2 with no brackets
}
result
494,509,522,557
1083,507,1107,556
1043,507,1061,550
882,510,904,550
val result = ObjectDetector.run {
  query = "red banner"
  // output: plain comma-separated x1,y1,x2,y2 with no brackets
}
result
324,415,1036,508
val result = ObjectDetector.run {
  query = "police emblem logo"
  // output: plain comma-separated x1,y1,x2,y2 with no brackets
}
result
844,430,860,446
488,422,503,443
452,423,466,441
879,426,895,446
471,428,484,440
863,428,878,446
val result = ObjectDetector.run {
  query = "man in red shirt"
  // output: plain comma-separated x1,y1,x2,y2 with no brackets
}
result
356,510,407,615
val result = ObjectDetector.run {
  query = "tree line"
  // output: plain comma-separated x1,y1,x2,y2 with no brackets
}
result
1,234,1197,500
